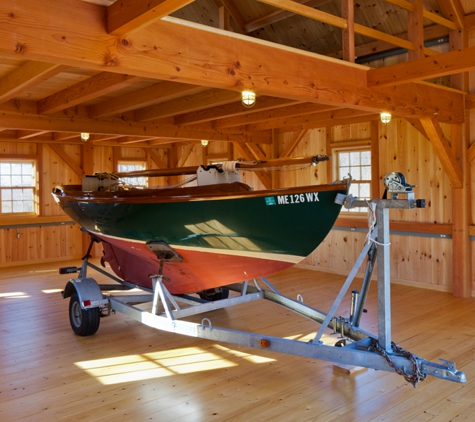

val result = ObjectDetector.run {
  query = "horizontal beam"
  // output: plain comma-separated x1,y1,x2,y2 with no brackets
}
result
0,0,464,123
0,111,271,143
107,0,195,36
367,46,475,88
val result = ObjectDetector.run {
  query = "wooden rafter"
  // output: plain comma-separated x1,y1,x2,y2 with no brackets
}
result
243,0,331,34
270,114,380,133
384,0,458,31
0,109,271,143
0,1,464,123
38,73,143,114
212,103,333,129
0,62,67,104
329,24,448,61
419,118,462,188
437,0,465,30
367,46,475,88
248,108,375,132
257,0,439,54
135,89,241,121
89,82,204,118
175,97,299,126
107,0,195,36
16,130,50,139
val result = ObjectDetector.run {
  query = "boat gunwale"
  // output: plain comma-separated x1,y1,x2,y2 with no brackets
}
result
53,182,348,204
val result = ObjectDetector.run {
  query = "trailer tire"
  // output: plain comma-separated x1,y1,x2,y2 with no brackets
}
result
198,287,229,301
69,292,100,336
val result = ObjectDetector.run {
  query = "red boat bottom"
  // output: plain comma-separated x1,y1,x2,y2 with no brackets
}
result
99,237,298,295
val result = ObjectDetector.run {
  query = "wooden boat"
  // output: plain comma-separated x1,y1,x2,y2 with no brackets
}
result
52,156,348,296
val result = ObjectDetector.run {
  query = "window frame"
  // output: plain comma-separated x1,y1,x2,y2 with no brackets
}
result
117,160,148,188
332,146,372,214
0,158,38,217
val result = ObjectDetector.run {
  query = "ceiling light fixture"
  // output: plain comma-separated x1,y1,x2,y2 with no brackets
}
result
242,90,256,108
201,139,209,146
380,112,392,125
80,132,90,142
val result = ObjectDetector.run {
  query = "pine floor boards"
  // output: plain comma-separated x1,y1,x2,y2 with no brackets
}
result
2,261,475,421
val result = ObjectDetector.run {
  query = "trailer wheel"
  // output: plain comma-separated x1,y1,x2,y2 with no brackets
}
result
198,287,229,301
69,292,100,336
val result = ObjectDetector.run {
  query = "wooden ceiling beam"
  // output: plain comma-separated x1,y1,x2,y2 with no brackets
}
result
437,0,465,30
37,72,143,114
107,0,195,36
88,82,204,118
257,0,438,54
367,46,475,87
0,0,464,123
135,89,241,121
328,24,448,61
420,117,462,188
0,110,271,143
384,0,458,30
271,113,380,133
0,62,67,104
16,130,50,139
243,0,331,33
214,103,337,129
247,108,376,131
175,97,299,126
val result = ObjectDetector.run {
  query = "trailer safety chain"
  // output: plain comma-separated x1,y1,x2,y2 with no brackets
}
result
368,339,426,387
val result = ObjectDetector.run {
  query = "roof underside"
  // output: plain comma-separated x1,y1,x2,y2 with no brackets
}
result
0,0,473,148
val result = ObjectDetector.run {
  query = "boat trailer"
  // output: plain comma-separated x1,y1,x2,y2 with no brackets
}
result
60,174,466,387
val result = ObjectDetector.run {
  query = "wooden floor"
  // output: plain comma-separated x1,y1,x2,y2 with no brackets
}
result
2,260,475,422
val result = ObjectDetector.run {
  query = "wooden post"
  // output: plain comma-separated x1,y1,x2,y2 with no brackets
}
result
450,29,471,297
81,142,95,257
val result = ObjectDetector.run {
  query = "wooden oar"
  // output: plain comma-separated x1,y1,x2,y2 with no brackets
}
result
113,155,329,178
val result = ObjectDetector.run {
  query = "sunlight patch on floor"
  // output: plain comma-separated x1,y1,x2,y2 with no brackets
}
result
0,291,30,299
75,346,238,385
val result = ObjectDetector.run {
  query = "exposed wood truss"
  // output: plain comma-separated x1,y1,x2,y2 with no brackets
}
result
0,0,471,149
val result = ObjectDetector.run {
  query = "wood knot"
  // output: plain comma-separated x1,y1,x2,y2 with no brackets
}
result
103,53,118,67
8,12,15,18
15,42,26,53
121,39,129,47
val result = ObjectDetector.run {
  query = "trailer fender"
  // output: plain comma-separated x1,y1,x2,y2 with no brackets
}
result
62,278,108,309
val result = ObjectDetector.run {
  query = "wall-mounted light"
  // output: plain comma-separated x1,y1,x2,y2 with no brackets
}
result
80,132,90,142
380,112,392,125
242,90,256,108
201,139,209,146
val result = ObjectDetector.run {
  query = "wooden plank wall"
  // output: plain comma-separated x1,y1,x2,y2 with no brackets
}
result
284,120,457,293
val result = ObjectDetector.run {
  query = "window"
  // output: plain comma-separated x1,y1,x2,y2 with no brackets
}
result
0,160,37,215
117,162,147,187
335,149,371,213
